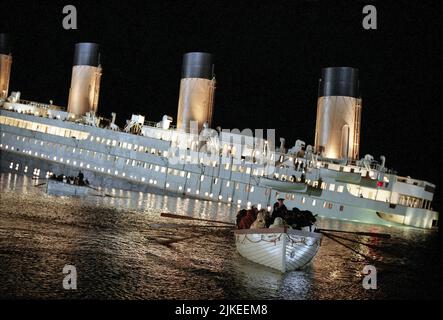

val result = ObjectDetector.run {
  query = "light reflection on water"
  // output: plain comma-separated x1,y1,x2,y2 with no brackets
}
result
0,173,442,299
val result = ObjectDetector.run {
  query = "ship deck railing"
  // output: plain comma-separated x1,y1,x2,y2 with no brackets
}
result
16,99,63,110
143,120,177,130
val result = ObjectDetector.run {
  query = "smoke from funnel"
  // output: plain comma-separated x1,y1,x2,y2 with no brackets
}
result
67,43,102,116
314,67,362,160
0,33,12,100
177,52,215,132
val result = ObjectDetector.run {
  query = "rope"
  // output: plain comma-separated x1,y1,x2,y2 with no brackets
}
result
240,233,283,245
238,233,319,247
288,235,319,247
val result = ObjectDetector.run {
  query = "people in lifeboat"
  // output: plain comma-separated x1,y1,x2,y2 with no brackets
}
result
236,198,317,232
48,171,89,186
250,209,269,229
271,198,288,223
237,209,255,229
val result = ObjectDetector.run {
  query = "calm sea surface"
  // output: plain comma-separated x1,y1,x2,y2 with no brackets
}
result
1,173,442,299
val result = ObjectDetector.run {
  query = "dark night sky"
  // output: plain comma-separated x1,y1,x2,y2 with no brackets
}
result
2,0,442,208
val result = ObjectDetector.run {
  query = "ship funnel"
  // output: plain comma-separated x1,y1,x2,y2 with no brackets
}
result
177,52,215,132
314,67,362,160
0,33,12,100
67,43,102,116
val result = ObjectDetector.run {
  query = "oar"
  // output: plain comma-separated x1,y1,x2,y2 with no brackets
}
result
321,232,383,250
84,185,119,198
85,184,100,192
318,228,391,239
161,212,236,226
33,182,46,187
322,232,377,263
149,223,234,229
149,235,202,246
84,184,107,197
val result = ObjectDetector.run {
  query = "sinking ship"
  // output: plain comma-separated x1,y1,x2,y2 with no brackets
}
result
0,34,439,229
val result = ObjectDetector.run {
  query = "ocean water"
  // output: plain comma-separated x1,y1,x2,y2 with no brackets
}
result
0,173,442,299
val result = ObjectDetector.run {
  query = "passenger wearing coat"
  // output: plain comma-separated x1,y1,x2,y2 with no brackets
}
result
238,210,256,229
271,198,288,223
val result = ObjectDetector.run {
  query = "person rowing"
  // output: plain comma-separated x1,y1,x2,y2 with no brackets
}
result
271,197,288,224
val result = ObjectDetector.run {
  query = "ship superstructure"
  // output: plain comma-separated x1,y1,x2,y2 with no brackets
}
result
0,35,439,229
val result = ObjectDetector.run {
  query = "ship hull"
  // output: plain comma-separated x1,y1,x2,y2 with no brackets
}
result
0,149,438,229
0,150,180,196
0,108,438,229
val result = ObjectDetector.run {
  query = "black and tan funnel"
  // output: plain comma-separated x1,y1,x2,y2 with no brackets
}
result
0,33,12,100
177,52,216,132
314,67,362,160
67,43,102,116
